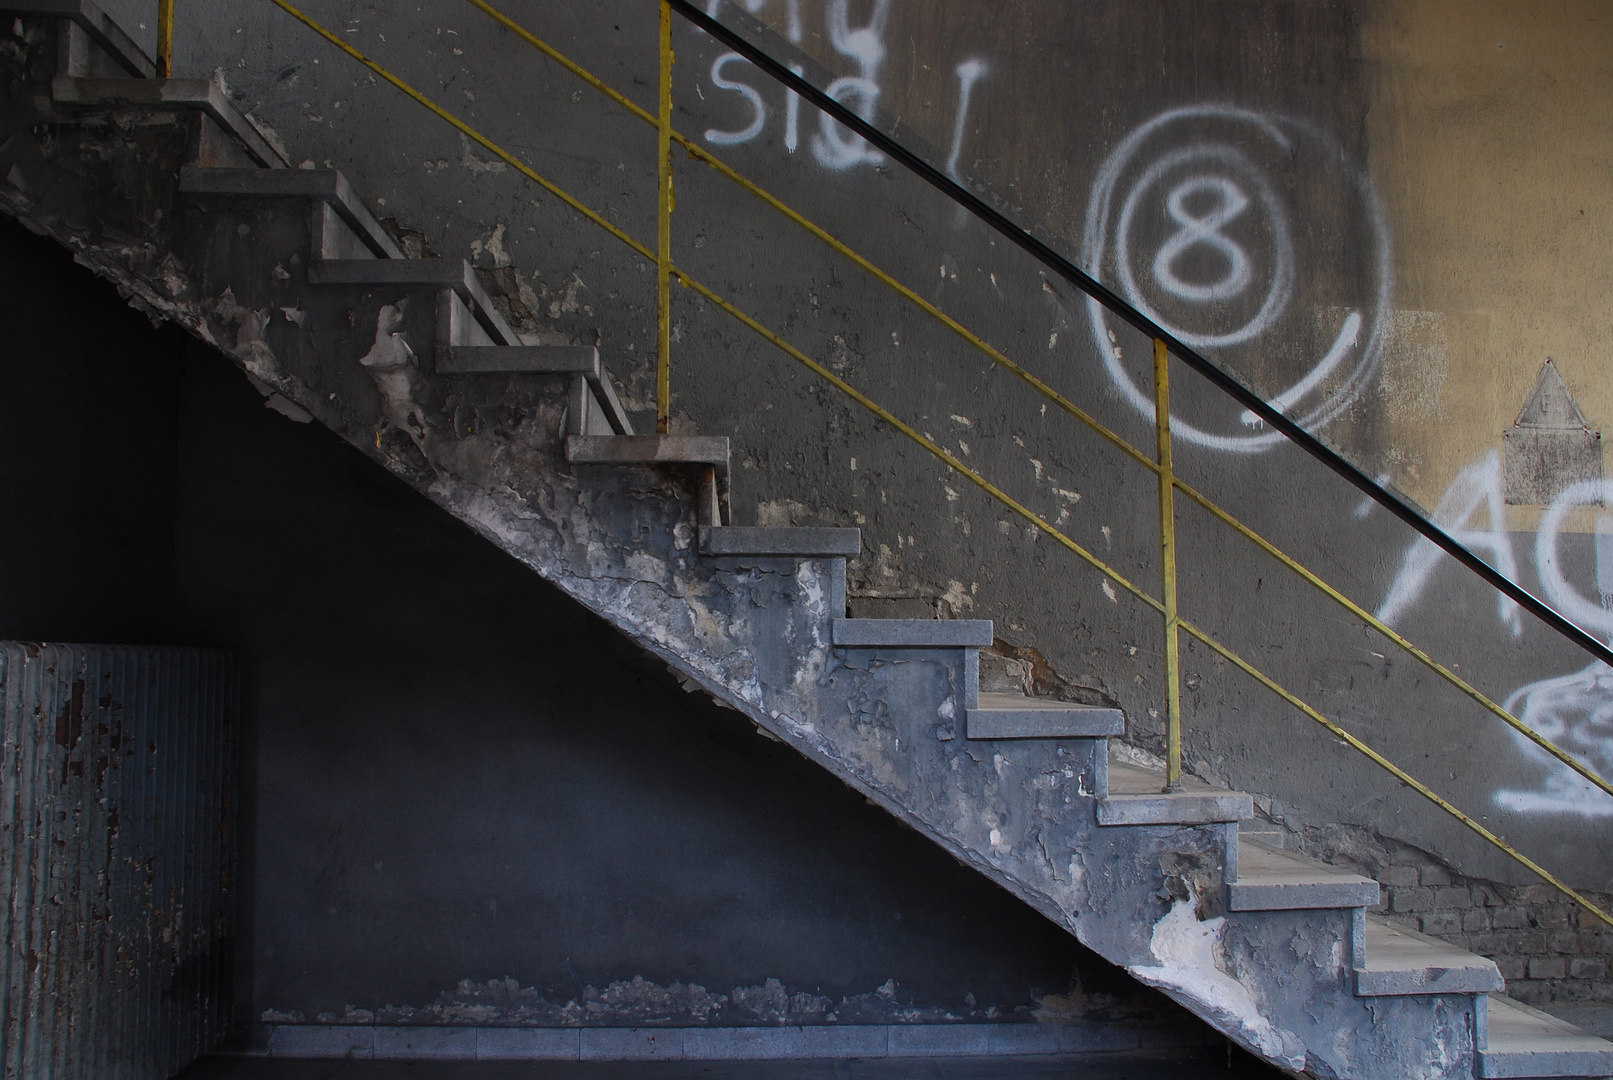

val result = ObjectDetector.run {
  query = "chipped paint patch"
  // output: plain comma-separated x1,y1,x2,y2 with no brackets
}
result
1128,901,1305,1071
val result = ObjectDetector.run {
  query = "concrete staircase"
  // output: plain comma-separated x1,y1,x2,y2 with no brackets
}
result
2,6,1610,1077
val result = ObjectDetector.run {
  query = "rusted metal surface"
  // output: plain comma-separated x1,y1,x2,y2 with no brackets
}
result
0,643,236,1080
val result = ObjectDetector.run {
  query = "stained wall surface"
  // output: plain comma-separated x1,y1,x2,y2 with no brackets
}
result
121,0,1606,888
51,0,1613,1008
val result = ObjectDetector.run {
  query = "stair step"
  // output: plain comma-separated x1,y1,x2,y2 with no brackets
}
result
699,526,861,557
308,257,519,346
439,344,600,375
1481,995,1613,1078
54,78,286,167
1237,824,1290,850
565,434,729,470
1356,916,1503,996
179,168,398,257
1229,841,1379,911
566,435,731,526
830,618,993,649
1096,762,1253,825
441,345,633,436
965,693,1124,739
19,0,154,77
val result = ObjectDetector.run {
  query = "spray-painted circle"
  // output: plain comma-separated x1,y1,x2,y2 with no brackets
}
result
1536,479,1613,640
1081,105,1391,453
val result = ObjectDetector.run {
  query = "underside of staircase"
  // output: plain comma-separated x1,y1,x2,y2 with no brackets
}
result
2,6,1609,1078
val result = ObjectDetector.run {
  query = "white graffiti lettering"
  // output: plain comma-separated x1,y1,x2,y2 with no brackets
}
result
700,1,984,181
1375,450,1521,634
1377,464,1613,816
705,53,767,145
1152,176,1252,303
1494,661,1613,817
783,63,804,153
1493,479,1613,815
810,0,890,169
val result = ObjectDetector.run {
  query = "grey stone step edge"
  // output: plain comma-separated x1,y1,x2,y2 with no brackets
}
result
55,78,287,168
1479,994,1613,1079
965,695,1126,740
832,618,994,648
9,0,151,76
180,167,399,258
700,525,862,558
245,1021,1216,1062
1227,841,1380,912
566,434,733,525
1355,915,1504,997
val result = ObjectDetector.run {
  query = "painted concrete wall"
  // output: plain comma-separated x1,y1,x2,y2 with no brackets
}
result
0,216,1206,1032
86,0,1613,999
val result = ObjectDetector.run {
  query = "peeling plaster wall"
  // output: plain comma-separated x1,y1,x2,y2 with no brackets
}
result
108,0,1613,901
0,216,1203,1035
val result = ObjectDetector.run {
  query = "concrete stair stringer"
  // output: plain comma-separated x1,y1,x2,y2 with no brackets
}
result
0,94,1491,1080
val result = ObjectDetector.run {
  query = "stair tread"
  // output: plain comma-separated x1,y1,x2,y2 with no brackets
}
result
1097,762,1254,825
1230,842,1380,911
439,345,598,374
1357,916,1503,996
308,257,519,344
966,693,1125,739
831,618,993,648
1481,995,1613,1078
566,434,730,467
1105,761,1240,796
973,693,1114,713
58,79,287,167
20,0,154,77
700,525,861,557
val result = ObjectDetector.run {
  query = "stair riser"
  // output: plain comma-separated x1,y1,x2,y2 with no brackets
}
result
1217,908,1481,1079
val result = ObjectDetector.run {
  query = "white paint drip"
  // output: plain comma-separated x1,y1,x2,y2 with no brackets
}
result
944,59,986,181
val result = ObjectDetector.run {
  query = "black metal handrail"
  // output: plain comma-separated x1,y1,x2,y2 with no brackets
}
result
669,0,1613,671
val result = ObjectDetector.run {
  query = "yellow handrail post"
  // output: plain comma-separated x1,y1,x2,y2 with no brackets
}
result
156,0,174,77
1155,338,1183,792
656,0,674,434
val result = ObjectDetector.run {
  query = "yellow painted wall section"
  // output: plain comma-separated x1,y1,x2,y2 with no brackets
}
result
1364,0,1613,529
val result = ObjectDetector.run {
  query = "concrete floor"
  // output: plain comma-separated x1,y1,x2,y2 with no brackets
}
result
176,1050,1284,1079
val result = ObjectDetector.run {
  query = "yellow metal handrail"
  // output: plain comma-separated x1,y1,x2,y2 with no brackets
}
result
266,0,1613,928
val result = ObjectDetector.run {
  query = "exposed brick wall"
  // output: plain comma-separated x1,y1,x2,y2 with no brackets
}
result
1270,822,1612,1005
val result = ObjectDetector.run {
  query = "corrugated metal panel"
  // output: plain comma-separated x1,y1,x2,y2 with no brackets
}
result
0,643,236,1080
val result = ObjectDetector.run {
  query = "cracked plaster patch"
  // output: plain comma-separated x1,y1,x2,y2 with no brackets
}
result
1128,900,1305,1072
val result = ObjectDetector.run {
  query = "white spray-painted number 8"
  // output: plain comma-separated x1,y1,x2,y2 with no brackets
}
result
1152,177,1251,302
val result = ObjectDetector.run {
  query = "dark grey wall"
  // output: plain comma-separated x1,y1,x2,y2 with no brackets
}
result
0,225,181,642
117,0,1612,897
0,215,1180,1031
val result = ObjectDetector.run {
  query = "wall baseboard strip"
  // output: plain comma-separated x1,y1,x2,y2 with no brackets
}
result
240,1022,1214,1061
